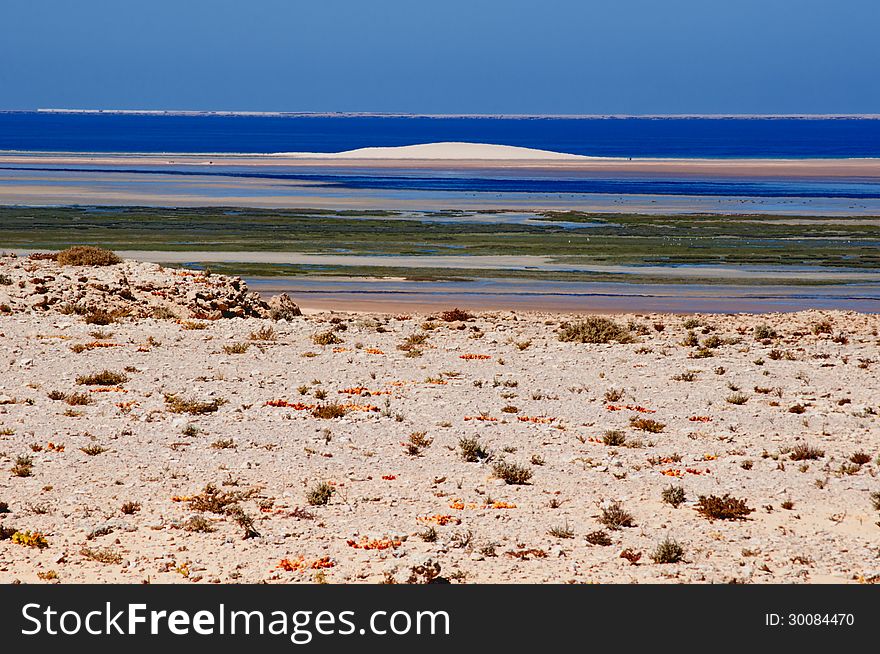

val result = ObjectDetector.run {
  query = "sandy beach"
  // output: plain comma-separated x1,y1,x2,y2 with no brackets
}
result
1,253,879,584
2,144,880,177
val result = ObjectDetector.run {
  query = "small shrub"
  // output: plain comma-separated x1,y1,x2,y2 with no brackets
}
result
419,527,438,542
491,460,532,485
559,317,634,344
120,501,141,515
306,482,334,506
184,515,215,533
726,392,749,405
80,444,108,456
84,310,118,325
12,530,49,548
661,485,686,508
404,431,432,456
227,505,260,539
222,342,250,354
602,430,627,446
459,436,490,462
64,392,93,406
211,438,236,450
753,324,777,340
548,522,574,539
696,494,753,520
870,491,880,512
249,325,277,341
57,246,122,267
187,483,254,514
398,331,429,352
812,319,833,335
849,451,872,465
80,546,123,564
312,402,348,419
182,320,208,330
604,388,625,402
439,308,473,322
313,330,342,346
76,370,127,386
651,537,685,564
585,530,612,546
11,455,33,477
629,417,665,433
598,500,635,530
790,444,824,461
164,394,225,415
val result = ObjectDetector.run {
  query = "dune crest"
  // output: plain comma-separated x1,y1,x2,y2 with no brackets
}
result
279,141,589,160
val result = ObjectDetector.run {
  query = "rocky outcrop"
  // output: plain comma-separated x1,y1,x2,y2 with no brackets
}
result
0,253,297,320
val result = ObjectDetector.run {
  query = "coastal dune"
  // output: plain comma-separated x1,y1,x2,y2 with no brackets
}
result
279,142,592,160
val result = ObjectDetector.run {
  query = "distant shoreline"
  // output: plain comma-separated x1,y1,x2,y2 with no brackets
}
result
9,109,880,120
2,149,880,176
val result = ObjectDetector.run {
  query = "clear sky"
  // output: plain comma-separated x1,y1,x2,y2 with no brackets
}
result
1,0,878,114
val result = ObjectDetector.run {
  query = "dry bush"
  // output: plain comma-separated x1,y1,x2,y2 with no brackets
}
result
404,431,433,456
753,324,777,340
598,500,635,530
313,330,343,346
57,246,122,267
76,370,128,386
492,460,532,485
306,482,334,506
312,402,348,419
602,430,626,446
459,436,490,462
661,485,686,508
187,483,255,514
11,456,33,478
164,394,226,415
789,444,825,461
184,515,215,533
84,310,119,325
651,537,685,564
80,546,123,564
629,416,665,433
585,530,612,546
64,392,93,406
439,308,473,322
558,317,634,344
696,494,754,520
249,325,277,341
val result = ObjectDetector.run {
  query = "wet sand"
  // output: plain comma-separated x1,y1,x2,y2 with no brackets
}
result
2,151,880,178
246,277,880,314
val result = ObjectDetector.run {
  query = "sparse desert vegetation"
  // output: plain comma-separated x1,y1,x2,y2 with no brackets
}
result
0,253,878,583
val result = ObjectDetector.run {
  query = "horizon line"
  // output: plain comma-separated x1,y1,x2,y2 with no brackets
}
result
3,109,880,120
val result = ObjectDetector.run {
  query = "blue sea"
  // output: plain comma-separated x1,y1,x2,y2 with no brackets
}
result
2,112,880,158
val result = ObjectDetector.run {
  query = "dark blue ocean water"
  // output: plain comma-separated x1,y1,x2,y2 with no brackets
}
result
2,112,880,158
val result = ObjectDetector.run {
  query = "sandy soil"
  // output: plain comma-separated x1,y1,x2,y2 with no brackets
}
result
1,258,879,584
2,148,880,177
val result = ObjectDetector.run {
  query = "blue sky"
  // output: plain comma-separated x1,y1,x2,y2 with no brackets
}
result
1,0,878,114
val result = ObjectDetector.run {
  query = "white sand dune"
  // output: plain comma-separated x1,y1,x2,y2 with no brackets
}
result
278,141,590,160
